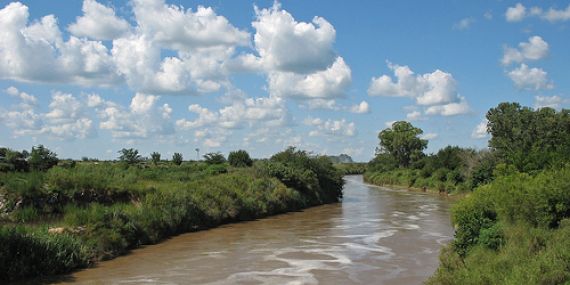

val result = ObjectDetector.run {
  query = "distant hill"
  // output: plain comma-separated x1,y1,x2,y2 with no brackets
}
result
326,154,353,164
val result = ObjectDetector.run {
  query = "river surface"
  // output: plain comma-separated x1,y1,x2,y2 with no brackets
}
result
51,175,454,285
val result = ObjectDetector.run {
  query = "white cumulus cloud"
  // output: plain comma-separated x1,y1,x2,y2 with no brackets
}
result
502,36,549,65
68,0,130,40
507,64,553,90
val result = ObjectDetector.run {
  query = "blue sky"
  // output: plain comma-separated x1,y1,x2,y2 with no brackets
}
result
0,0,569,161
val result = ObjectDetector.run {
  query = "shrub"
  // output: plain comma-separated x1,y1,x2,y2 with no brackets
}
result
228,150,253,167
172,153,183,165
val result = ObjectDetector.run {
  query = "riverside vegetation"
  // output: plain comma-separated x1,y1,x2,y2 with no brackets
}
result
365,102,570,284
0,147,343,281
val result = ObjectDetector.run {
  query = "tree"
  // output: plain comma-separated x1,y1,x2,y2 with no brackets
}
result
172,152,183,165
377,121,427,167
29,145,58,171
203,152,226,165
150,152,161,165
487,102,570,171
118,148,141,165
228,150,253,167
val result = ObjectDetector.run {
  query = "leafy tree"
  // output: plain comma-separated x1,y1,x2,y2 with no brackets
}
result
203,152,226,165
228,150,253,167
150,152,161,165
29,145,58,171
118,148,141,165
377,121,427,167
172,152,183,165
487,102,570,171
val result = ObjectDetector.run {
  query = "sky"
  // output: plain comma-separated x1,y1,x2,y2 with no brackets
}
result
0,0,569,161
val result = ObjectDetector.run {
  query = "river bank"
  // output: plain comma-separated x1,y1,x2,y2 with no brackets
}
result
1,148,344,282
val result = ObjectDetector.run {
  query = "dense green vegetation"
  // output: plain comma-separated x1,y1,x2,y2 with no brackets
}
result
361,102,570,284
0,147,343,281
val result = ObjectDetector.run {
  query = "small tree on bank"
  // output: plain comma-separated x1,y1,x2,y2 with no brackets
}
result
151,152,161,165
228,150,253,167
172,152,183,165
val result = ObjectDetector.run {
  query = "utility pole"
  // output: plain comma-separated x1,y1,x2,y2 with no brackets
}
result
195,148,200,161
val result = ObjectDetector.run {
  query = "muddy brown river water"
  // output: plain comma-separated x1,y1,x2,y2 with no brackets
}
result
45,175,454,285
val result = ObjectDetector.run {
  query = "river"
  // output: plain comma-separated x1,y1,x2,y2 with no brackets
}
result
49,175,454,285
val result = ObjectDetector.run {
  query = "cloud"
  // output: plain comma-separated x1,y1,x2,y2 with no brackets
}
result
267,57,351,99
305,117,356,137
176,96,288,130
406,110,423,121
95,93,174,139
471,119,489,139
505,3,570,23
502,36,549,65
534,95,568,110
420,133,438,140
350,101,370,114
507,64,553,90
540,5,570,22
0,2,120,85
252,2,336,74
68,0,130,40
1,88,95,139
425,97,471,116
5,86,37,105
453,17,474,30
0,1,251,95
368,62,469,116
506,3,526,22
245,3,351,99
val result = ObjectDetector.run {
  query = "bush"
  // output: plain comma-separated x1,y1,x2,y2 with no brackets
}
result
228,150,253,167
0,226,88,281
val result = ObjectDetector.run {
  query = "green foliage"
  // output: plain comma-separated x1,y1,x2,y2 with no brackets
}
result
430,166,570,283
0,226,88,281
118,148,141,165
172,152,183,165
228,150,253,167
150,152,161,165
203,152,226,165
29,145,59,171
377,121,427,168
487,103,570,172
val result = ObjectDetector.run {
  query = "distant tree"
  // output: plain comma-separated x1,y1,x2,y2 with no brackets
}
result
203,152,226,165
29,145,59,171
172,152,183,165
118,148,141,165
377,121,427,168
151,152,161,165
228,150,253,167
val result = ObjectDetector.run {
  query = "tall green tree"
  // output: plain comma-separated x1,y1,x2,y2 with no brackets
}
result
377,121,427,167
